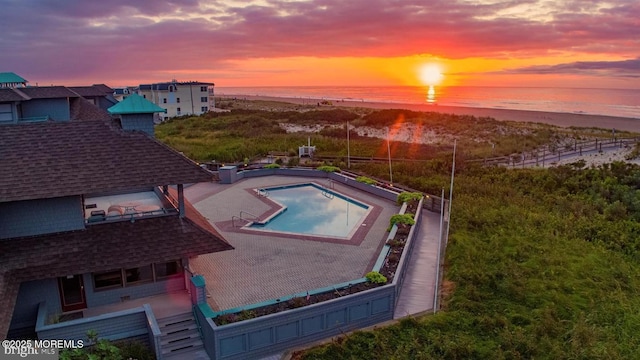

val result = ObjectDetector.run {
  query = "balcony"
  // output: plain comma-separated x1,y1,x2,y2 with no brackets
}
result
84,188,178,224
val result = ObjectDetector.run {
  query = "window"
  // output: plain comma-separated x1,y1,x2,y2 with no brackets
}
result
200,86,207,92
92,261,183,291
177,97,180,103
169,86,175,92
201,106,208,112
176,107,181,115
200,97,208,102
94,269,123,289
155,260,183,278
125,265,153,285
163,98,167,104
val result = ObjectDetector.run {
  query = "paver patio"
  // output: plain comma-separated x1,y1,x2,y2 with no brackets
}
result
186,176,400,311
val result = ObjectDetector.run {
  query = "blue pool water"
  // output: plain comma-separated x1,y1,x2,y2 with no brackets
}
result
249,184,370,238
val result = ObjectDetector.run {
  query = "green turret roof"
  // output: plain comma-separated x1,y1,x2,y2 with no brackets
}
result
0,72,27,84
108,93,166,114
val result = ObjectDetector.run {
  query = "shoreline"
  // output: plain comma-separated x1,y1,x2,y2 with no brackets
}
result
217,94,640,133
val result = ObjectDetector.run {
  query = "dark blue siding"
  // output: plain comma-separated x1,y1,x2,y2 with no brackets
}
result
120,114,155,136
10,279,61,331
0,196,84,239
22,98,71,121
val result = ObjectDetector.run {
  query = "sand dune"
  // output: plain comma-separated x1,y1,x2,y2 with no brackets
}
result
220,95,640,133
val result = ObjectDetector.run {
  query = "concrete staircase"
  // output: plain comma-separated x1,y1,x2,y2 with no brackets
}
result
158,312,209,360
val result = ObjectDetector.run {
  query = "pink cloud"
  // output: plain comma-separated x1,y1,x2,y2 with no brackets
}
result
2,0,638,84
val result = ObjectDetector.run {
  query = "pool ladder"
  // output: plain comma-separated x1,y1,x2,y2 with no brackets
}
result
321,188,334,199
256,188,269,197
232,210,258,227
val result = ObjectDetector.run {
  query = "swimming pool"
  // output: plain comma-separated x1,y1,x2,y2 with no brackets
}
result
247,183,370,238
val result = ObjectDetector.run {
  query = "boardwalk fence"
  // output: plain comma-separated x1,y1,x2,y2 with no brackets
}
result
470,137,639,168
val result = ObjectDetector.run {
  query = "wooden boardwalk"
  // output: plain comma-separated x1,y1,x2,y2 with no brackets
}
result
394,210,442,318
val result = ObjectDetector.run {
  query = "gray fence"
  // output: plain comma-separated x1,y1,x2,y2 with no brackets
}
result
35,302,162,359
473,137,638,167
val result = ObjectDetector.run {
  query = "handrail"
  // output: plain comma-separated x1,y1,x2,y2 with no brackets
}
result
231,215,243,228
240,210,258,220
471,136,639,167
321,189,334,199
326,179,335,189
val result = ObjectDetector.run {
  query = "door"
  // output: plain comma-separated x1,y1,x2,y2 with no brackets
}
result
58,275,87,312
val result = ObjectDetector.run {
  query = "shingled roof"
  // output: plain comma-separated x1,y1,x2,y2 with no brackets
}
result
0,88,27,102
0,200,233,339
17,86,79,99
0,120,212,202
69,85,112,97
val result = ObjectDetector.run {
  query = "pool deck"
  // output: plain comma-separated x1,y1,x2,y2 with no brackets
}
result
185,176,400,311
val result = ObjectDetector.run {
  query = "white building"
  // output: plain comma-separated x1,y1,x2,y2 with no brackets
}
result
138,80,214,119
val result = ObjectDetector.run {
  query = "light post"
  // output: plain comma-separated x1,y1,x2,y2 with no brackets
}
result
387,127,393,186
446,139,456,244
347,121,351,169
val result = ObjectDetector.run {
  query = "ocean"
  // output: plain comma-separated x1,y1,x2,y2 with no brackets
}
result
216,86,640,119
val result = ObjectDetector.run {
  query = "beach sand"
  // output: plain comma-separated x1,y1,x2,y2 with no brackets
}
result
218,95,640,133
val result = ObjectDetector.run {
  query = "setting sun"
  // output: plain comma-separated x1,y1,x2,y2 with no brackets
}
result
419,63,444,86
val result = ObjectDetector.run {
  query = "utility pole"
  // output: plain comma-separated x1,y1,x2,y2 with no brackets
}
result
446,139,456,244
387,127,393,186
347,121,351,169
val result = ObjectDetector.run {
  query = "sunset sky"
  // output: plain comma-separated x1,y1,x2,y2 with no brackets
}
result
2,0,639,89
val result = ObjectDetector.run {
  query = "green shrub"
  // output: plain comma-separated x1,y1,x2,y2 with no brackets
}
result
290,297,308,308
365,271,388,284
356,176,376,185
238,310,256,321
116,340,155,360
397,191,423,205
317,165,341,172
264,163,280,169
215,313,237,325
388,214,415,231
60,330,123,360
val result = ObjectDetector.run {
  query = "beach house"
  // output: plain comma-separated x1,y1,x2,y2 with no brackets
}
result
137,80,215,120
0,91,233,355
0,73,116,123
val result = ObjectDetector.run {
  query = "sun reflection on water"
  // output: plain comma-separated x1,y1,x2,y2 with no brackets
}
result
426,85,436,104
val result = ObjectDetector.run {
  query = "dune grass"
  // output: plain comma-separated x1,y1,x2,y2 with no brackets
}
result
157,107,640,359
155,107,606,164
297,163,640,359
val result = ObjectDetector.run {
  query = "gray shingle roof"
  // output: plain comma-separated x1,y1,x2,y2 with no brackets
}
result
0,120,213,202
18,86,79,99
0,202,233,339
69,85,111,97
0,88,27,102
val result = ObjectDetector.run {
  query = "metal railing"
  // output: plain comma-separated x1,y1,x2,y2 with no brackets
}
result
471,137,639,167
232,211,259,227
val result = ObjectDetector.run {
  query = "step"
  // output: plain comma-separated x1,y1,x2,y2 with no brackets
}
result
161,328,200,345
163,344,209,360
161,321,198,335
157,312,194,327
162,337,204,355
